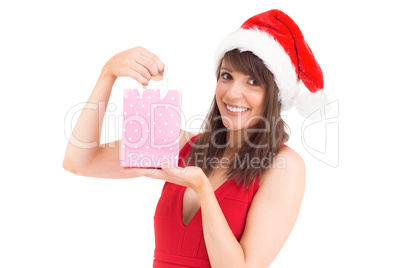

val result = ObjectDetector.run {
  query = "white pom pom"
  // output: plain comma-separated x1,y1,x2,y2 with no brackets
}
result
295,89,330,119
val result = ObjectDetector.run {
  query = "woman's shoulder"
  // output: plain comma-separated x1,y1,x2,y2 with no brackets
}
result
259,146,305,188
276,145,304,166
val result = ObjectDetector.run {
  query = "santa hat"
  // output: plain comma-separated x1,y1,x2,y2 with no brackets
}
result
214,9,329,117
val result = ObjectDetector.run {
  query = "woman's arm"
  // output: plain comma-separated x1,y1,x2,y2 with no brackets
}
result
62,71,116,174
73,129,197,178
62,47,164,176
196,147,306,268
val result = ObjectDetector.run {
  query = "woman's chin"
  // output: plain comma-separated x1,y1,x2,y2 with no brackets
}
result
222,122,243,131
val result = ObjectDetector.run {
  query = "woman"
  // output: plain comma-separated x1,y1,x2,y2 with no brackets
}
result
63,9,327,268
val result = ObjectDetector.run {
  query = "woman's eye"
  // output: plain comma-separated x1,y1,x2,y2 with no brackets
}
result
249,79,260,86
221,72,232,80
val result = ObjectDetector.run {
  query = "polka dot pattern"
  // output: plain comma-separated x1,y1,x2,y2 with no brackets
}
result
120,88,182,168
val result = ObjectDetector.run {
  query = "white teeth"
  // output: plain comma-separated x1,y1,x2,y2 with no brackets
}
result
226,104,248,112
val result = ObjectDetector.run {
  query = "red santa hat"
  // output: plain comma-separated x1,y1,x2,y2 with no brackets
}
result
214,9,329,117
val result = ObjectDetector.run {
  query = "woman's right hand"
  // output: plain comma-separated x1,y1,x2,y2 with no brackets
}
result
101,46,164,86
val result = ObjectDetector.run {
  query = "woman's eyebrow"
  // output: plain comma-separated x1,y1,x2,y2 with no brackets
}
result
220,67,232,72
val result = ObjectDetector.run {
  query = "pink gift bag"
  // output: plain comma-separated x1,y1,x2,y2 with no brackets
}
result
120,69,182,168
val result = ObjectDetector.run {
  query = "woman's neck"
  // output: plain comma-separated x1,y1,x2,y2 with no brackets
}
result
225,129,252,150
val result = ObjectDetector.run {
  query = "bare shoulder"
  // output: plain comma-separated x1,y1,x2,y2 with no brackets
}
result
179,129,198,151
259,146,306,188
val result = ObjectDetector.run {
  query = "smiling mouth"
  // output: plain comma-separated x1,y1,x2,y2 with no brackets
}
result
224,102,250,113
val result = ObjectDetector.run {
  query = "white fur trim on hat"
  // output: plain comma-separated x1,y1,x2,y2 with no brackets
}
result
214,28,300,112
295,89,329,119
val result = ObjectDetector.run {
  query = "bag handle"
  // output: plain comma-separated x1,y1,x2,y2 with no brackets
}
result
137,67,169,99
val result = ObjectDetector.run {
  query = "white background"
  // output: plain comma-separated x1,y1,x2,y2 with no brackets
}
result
1,0,401,267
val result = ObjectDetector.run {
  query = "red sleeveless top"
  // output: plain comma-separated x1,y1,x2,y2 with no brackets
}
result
153,134,286,267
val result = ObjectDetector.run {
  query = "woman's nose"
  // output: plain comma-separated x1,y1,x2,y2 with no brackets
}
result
225,81,243,100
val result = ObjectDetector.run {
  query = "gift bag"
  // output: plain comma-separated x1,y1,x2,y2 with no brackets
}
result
120,68,182,168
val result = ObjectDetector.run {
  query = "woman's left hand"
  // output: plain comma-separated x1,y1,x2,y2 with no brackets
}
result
121,163,208,192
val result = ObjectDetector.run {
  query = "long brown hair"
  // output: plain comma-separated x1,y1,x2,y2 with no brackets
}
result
183,49,289,189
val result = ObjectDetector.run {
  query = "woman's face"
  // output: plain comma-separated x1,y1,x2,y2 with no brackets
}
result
215,59,266,131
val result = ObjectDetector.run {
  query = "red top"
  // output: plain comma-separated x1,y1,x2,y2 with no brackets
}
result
153,134,287,267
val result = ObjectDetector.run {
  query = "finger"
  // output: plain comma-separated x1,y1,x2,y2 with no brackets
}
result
135,53,160,77
126,165,181,181
123,167,166,179
151,73,163,81
129,60,152,80
161,163,190,176
138,48,164,75
126,68,149,86
148,54,164,75
120,167,140,174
